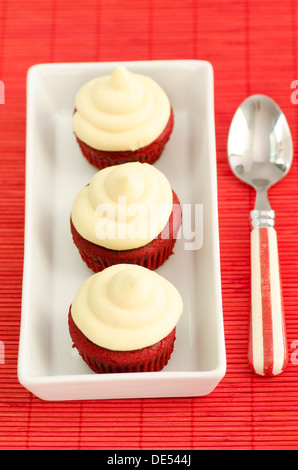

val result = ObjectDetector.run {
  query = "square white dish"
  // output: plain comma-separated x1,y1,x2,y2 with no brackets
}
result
18,60,226,401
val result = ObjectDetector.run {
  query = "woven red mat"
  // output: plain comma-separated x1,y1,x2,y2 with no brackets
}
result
1,0,298,450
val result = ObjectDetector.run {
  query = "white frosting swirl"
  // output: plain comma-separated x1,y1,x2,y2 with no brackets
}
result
72,66,171,151
71,162,173,250
71,264,183,351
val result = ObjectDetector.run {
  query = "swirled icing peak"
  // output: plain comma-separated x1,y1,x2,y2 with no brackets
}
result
105,163,145,203
72,66,171,151
71,264,183,351
71,162,173,250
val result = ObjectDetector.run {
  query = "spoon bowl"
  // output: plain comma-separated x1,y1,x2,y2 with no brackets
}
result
227,94,293,376
228,94,293,209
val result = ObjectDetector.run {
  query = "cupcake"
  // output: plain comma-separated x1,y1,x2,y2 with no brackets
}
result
72,65,174,169
68,264,183,373
70,161,182,272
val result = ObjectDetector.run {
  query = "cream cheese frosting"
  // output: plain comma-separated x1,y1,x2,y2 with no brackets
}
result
72,66,171,151
71,264,183,351
71,162,173,250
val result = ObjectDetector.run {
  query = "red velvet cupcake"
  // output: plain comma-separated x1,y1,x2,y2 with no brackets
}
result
70,162,182,272
75,108,174,170
72,66,174,169
68,264,183,373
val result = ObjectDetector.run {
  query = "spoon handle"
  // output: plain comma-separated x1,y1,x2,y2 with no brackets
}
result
249,226,288,376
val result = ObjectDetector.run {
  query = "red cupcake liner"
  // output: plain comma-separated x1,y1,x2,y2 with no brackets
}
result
70,190,182,272
75,107,174,169
68,307,176,373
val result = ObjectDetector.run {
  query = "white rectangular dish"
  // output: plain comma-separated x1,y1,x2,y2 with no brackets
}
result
18,60,226,401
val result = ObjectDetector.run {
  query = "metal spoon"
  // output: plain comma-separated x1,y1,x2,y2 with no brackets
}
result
227,94,293,376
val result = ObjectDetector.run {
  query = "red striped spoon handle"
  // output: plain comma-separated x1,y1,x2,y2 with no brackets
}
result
248,226,288,376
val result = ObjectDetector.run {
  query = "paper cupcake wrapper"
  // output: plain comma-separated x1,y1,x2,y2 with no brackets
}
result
68,309,176,374
75,235,178,272
79,342,175,374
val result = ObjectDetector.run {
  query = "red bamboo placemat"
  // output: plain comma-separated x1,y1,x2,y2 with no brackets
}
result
1,0,298,450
